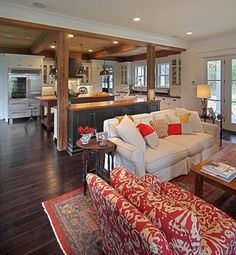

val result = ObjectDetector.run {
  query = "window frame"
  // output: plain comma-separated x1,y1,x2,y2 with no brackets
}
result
134,64,147,87
156,61,170,88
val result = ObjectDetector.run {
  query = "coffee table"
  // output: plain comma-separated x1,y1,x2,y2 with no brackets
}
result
191,144,236,199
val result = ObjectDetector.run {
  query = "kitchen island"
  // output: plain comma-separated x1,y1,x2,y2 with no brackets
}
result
67,98,160,155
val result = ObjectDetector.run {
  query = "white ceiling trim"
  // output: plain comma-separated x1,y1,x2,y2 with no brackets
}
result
0,2,186,49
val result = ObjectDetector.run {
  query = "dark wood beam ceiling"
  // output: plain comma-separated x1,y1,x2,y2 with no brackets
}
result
30,32,58,54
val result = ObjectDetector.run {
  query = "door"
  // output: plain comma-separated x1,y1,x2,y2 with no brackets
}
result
205,57,236,132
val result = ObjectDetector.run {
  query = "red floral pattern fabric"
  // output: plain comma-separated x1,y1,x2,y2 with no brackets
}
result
86,173,172,255
110,166,203,255
161,181,236,255
140,173,162,194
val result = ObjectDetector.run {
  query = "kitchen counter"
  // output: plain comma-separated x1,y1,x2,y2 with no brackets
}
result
68,97,151,111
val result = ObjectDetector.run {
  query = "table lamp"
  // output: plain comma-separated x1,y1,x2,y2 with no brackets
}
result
197,84,211,118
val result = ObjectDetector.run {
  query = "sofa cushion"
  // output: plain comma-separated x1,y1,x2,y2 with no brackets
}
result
168,123,182,135
150,109,176,121
116,115,146,153
137,123,159,149
161,181,236,255
150,119,168,138
110,167,203,255
144,139,187,172
164,134,202,156
176,108,204,133
87,173,173,255
132,113,151,125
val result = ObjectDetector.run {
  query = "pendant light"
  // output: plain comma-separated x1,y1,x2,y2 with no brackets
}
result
76,44,87,78
100,60,110,76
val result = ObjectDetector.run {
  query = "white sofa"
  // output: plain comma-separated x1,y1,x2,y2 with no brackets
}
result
104,108,220,181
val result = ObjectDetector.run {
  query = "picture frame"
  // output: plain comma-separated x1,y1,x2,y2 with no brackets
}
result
96,131,108,142
207,107,216,119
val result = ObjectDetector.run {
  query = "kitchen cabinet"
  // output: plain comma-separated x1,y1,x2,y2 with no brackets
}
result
6,54,43,69
43,58,55,84
120,63,131,84
8,98,40,122
156,96,181,110
67,99,160,155
171,55,181,85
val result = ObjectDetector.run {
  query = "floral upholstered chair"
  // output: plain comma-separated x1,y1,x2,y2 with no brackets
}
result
110,166,236,255
86,173,173,255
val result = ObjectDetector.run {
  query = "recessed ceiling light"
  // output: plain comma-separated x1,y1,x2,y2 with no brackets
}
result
50,45,56,49
88,49,93,52
32,2,46,8
186,31,193,35
113,41,119,44
68,34,74,38
133,17,141,22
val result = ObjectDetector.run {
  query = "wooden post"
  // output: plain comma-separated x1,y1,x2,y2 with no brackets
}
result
146,45,155,100
56,32,69,151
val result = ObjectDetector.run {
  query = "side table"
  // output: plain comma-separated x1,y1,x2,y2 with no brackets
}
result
76,138,117,195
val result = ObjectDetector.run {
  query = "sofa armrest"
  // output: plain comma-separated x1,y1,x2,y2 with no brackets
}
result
202,122,220,137
109,137,145,177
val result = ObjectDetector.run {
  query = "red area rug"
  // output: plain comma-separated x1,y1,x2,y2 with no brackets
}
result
42,188,102,255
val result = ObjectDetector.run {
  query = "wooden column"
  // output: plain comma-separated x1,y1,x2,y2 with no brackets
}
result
56,32,69,151
146,45,155,100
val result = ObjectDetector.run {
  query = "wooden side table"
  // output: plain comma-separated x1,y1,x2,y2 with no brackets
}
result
76,138,116,195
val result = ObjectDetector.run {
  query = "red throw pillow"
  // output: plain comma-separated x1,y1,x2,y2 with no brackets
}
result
137,123,159,148
168,123,182,135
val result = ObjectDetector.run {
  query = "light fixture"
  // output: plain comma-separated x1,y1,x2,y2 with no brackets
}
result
100,60,110,76
197,84,211,118
113,41,119,44
88,49,93,52
68,34,74,38
76,44,87,78
133,17,141,22
186,31,193,35
50,44,56,49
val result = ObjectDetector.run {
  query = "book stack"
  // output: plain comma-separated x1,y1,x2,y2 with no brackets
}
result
201,161,236,182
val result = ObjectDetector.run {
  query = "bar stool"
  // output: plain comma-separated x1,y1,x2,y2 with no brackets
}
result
25,106,37,128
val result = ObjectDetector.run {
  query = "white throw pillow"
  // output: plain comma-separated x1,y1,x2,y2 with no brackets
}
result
116,115,146,153
165,114,180,124
176,108,204,133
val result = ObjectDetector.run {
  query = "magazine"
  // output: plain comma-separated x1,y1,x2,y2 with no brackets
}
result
201,161,236,182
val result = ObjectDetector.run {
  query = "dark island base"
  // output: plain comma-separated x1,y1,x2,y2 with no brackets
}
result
67,99,160,155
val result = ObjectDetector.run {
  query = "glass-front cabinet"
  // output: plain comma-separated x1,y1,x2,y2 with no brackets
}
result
171,55,181,85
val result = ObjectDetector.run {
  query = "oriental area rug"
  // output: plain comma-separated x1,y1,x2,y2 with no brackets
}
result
42,188,103,255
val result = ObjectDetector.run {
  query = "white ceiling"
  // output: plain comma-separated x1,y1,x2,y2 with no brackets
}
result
1,0,236,43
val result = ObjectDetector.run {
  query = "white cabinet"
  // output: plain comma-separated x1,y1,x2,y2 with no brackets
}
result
6,54,43,69
171,55,181,85
43,58,55,84
156,96,181,110
120,63,131,85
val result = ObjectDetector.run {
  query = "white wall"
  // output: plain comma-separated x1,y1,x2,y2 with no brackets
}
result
181,33,236,111
0,54,3,119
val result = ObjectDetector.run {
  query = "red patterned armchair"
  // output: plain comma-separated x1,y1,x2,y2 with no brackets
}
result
86,173,173,255
110,166,236,255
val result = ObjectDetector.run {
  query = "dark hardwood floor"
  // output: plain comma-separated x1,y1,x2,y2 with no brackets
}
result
0,119,236,255
0,119,85,255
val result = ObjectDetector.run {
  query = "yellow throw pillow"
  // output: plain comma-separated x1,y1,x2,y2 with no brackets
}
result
178,113,191,124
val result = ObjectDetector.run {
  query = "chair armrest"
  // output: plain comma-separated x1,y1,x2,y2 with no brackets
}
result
202,122,220,137
109,137,145,176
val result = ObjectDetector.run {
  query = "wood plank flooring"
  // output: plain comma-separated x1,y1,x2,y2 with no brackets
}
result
0,119,86,254
0,119,236,254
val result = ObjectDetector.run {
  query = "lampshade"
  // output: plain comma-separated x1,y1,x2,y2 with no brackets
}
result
197,84,211,99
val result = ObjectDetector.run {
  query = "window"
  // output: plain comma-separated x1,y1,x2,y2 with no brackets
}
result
101,66,113,92
157,63,170,87
134,65,146,87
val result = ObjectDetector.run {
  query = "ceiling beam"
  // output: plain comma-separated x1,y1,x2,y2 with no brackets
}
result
0,47,31,54
90,44,141,59
30,32,58,54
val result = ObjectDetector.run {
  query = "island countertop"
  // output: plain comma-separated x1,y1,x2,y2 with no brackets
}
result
68,98,157,111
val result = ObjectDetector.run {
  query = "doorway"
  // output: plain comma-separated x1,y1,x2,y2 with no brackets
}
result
205,56,236,132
